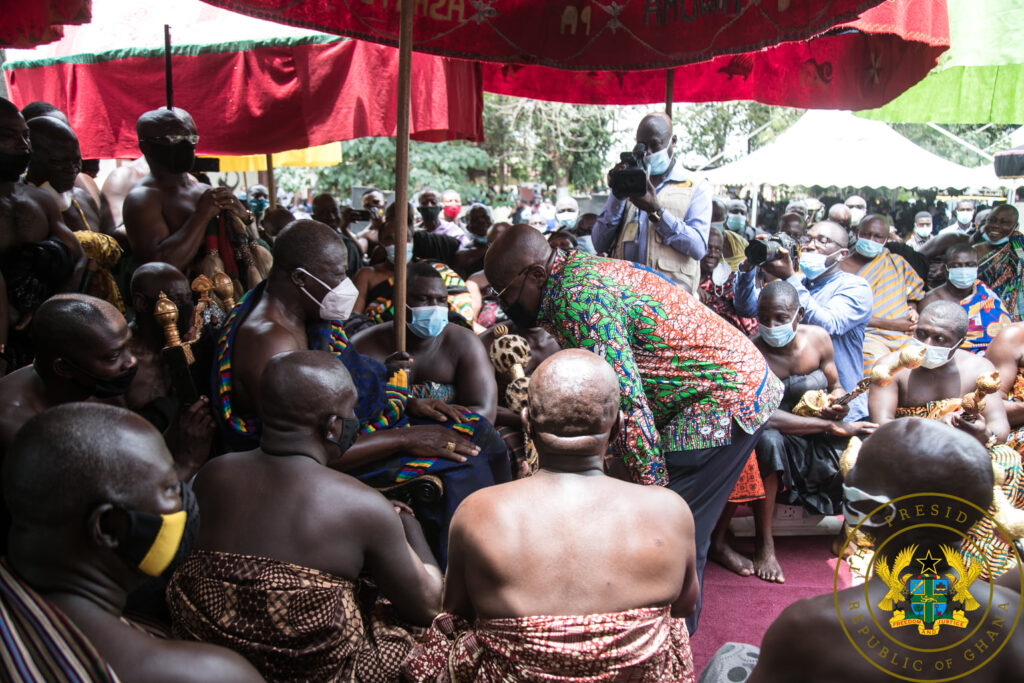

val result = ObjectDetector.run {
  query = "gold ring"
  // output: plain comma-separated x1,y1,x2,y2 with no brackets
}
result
445,441,456,452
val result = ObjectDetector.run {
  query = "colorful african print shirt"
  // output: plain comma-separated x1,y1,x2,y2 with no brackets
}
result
539,250,783,486
858,250,925,339
978,234,1024,321
959,282,1012,354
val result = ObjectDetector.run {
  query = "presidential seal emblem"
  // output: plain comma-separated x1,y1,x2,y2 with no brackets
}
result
875,545,980,636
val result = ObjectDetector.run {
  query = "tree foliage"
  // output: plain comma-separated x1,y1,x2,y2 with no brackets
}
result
672,102,801,166
892,124,1016,167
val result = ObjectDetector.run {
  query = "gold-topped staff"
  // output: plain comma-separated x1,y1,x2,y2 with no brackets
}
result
212,271,236,312
190,274,214,335
152,291,201,404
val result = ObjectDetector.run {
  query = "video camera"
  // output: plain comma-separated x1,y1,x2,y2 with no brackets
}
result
609,142,649,200
744,231,799,267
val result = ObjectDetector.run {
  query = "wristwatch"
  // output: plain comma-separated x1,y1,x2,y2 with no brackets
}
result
649,209,664,224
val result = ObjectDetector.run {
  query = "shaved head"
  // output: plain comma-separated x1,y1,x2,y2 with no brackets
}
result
130,262,187,299
484,224,552,290
20,101,68,124
527,349,620,455
30,294,125,360
27,115,77,147
810,220,849,248
637,112,673,142
759,280,800,312
919,300,969,340
258,350,356,429
136,107,196,138
271,220,346,275
828,203,851,229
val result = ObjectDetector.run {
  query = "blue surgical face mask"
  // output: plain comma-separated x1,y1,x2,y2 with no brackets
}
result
725,214,746,232
645,147,672,176
556,211,578,229
984,231,1009,246
758,322,797,348
407,305,448,338
854,239,884,259
798,251,829,280
576,235,596,254
472,234,489,246
249,197,268,215
947,266,977,289
386,244,415,264
914,224,932,238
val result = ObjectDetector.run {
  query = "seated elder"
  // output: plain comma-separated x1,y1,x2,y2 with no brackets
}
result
403,350,698,682
711,281,875,583
987,322,1024,454
697,226,756,335
2,403,261,682
169,351,440,682
869,300,1024,579
351,262,497,423
917,243,1011,354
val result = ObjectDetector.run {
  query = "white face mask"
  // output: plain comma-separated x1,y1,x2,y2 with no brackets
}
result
914,224,932,238
711,260,732,287
956,210,974,226
295,268,358,321
849,207,866,225
916,339,960,369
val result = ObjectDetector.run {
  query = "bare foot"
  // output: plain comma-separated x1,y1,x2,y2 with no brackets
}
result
753,543,785,583
710,539,753,576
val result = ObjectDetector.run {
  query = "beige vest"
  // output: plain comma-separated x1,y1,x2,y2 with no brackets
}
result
611,179,701,293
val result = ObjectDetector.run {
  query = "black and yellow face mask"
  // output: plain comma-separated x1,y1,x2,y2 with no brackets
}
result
113,482,198,577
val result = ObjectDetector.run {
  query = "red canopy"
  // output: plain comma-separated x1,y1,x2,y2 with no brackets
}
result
198,0,889,70
1,0,91,48
4,36,483,159
482,0,949,108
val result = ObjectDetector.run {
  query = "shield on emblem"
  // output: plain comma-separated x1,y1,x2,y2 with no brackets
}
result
907,571,949,624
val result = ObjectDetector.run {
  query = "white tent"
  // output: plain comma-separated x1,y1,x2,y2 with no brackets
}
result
704,110,1002,190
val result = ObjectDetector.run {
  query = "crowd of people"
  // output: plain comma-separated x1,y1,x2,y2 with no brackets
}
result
1,96,1023,682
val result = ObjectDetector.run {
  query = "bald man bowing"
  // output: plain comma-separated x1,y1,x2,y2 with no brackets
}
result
484,226,782,633
404,350,698,682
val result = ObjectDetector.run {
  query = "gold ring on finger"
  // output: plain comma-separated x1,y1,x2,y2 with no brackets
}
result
446,441,456,452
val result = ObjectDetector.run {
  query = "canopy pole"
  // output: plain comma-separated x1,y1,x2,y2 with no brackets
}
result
163,25,173,109
664,70,673,118
265,154,276,210
393,0,414,353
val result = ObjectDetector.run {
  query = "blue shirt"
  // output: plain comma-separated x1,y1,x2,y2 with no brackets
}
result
591,160,711,262
734,267,874,420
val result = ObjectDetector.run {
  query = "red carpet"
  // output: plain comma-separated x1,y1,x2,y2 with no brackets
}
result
690,535,853,676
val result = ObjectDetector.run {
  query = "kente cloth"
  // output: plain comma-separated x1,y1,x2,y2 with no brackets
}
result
0,560,120,682
857,250,925,374
167,550,414,683
401,607,695,683
727,453,765,503
411,382,456,403
755,370,846,515
978,234,1024,322
698,271,757,336
959,282,1012,354
364,260,474,328
895,404,1024,579
73,230,125,313
539,250,783,486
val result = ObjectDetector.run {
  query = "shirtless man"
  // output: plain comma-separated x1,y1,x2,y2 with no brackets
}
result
122,108,251,272
2,403,262,682
169,351,440,680
24,116,114,235
749,419,1024,683
404,349,698,680
351,261,497,422
985,322,1024,451
101,156,149,228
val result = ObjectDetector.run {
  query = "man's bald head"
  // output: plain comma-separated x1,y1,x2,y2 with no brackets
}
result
828,203,851,229
136,107,196,138
527,350,620,455
130,262,188,300
919,300,969,340
20,101,68,124
759,280,800,313
4,403,171,528
30,294,125,360
25,116,81,191
810,220,849,248
258,350,356,430
271,220,346,276
484,224,552,290
637,112,672,142
26,115,77,147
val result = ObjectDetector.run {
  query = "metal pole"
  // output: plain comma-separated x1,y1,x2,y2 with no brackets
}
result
393,0,414,353
164,25,173,109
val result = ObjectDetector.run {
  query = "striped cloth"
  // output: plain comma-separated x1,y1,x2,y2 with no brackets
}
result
858,251,925,374
0,560,119,682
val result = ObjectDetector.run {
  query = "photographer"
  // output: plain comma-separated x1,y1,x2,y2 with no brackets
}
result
592,113,711,294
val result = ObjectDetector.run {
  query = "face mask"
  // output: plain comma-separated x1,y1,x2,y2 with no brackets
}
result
418,205,442,223
576,235,596,254
916,340,958,369
296,267,358,321
914,224,932,238
408,305,448,338
725,214,746,232
645,147,672,176
62,357,138,398
145,141,195,174
472,234,489,246
710,260,731,286
956,210,974,226
849,208,866,226
0,151,31,182
385,243,415,264
113,481,197,577
984,231,1009,246
854,239,884,259
947,267,977,289
842,484,894,529
249,198,268,216
556,211,578,229
798,251,831,280
442,205,461,220
759,322,797,348
325,416,361,457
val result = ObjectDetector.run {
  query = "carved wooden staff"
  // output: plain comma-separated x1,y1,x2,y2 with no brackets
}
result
153,292,200,405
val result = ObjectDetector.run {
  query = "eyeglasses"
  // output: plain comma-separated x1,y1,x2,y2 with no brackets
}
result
486,265,532,302
140,134,199,146
802,233,841,249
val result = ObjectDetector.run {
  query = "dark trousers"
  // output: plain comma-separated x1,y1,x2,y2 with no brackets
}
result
665,421,765,635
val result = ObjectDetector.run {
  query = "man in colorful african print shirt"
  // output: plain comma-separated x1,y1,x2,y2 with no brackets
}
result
484,225,782,633
977,204,1024,321
839,214,924,374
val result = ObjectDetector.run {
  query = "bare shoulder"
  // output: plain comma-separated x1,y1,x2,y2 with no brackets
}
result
136,639,263,682
445,323,486,350
958,350,996,374
349,321,390,348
